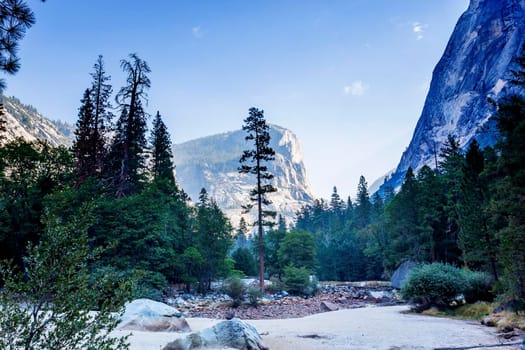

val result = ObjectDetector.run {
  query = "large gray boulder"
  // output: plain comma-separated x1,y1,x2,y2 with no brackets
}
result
118,298,191,332
162,318,268,350
391,261,417,289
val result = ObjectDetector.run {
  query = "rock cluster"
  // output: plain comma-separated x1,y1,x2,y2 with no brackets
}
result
165,284,400,320
162,318,268,350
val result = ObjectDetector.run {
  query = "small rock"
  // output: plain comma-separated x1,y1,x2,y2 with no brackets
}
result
320,301,339,312
225,311,235,320
481,315,501,327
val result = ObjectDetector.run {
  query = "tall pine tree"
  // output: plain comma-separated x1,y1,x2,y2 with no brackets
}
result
149,111,176,189
109,53,151,197
90,55,113,172
72,89,96,184
72,56,113,185
238,107,276,290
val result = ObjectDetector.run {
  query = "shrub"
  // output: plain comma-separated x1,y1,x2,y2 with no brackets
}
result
247,287,262,307
135,270,168,301
401,263,465,307
282,265,311,295
222,277,246,307
0,212,132,349
461,269,494,303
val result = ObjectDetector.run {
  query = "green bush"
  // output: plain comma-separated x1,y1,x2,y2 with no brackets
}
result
401,263,465,306
247,287,262,307
222,277,246,307
461,269,494,303
282,265,311,296
135,271,168,301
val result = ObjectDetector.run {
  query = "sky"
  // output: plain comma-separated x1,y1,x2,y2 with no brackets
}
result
7,0,469,199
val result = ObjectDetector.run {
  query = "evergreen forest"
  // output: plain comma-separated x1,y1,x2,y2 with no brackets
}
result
0,49,524,306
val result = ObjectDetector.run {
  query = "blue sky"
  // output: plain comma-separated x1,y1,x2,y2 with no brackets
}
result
7,0,469,199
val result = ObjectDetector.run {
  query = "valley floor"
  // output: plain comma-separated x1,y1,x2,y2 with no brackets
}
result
116,305,520,350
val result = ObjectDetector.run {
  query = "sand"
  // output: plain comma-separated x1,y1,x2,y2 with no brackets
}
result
114,305,513,350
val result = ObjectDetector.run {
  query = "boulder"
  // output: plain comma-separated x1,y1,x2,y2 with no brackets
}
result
162,318,268,350
391,260,417,289
118,298,191,332
320,301,339,312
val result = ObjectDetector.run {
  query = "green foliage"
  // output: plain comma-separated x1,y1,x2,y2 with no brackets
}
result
232,247,257,276
222,277,246,308
179,246,205,288
72,55,113,184
149,111,176,187
134,270,169,301
262,227,285,278
0,0,38,92
401,263,464,305
0,139,74,267
108,54,151,197
282,265,313,296
247,287,262,307
461,269,494,303
278,230,316,272
0,210,132,350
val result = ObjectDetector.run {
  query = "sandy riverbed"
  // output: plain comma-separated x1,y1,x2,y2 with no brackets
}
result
115,305,518,350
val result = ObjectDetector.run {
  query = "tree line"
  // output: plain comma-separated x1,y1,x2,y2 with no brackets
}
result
262,49,525,303
0,54,233,296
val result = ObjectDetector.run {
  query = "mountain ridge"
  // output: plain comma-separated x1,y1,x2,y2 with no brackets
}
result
173,124,314,227
378,0,525,193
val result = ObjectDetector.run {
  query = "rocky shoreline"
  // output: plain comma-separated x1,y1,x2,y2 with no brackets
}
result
164,283,402,320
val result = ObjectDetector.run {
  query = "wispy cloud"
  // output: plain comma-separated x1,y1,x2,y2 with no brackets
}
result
192,25,204,38
343,81,368,96
412,22,428,40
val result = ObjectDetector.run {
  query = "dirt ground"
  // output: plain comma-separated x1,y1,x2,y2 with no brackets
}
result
117,305,521,350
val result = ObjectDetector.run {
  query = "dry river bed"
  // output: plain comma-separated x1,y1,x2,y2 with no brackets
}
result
120,305,522,350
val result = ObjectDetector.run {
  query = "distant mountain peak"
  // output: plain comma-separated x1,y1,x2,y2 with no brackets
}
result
173,125,314,227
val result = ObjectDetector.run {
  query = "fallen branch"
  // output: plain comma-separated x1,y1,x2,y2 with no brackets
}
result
434,341,522,350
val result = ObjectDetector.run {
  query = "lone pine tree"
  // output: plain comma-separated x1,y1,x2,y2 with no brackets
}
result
238,107,276,291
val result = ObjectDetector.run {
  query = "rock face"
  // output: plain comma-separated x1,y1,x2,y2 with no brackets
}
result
162,318,268,350
0,95,73,147
173,124,314,227
118,298,191,332
391,261,417,289
380,0,525,192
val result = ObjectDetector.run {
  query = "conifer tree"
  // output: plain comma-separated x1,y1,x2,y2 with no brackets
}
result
438,135,464,263
72,89,96,184
386,168,420,266
330,186,344,215
492,91,525,299
458,140,498,278
0,0,40,92
234,217,249,248
355,176,371,229
90,55,113,170
238,107,276,291
72,56,113,185
149,111,175,188
110,53,151,197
